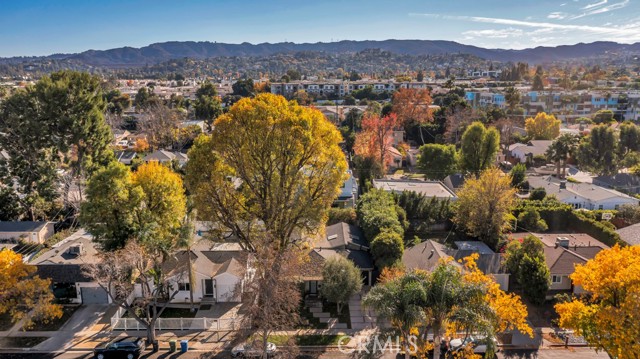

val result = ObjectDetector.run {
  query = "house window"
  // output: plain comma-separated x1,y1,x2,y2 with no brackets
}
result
552,275,563,284
178,283,190,291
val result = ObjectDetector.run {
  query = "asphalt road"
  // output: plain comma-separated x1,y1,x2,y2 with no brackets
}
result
0,348,611,359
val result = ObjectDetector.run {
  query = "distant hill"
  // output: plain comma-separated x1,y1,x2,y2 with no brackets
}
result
3,40,640,67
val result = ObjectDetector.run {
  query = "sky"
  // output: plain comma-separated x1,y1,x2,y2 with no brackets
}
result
1,0,640,57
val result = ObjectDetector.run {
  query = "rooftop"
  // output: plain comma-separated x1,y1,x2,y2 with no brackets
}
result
528,176,637,203
616,223,640,246
372,179,457,199
511,232,609,249
0,221,50,233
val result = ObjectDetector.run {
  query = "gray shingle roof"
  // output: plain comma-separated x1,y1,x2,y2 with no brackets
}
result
616,223,640,246
0,221,48,233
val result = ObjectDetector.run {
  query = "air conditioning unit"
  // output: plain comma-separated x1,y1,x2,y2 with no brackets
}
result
67,244,84,256
556,237,570,249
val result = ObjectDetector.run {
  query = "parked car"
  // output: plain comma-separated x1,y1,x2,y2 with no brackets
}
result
94,337,145,359
449,335,498,354
231,340,277,358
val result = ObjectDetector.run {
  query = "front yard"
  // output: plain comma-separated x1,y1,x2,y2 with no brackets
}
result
0,336,48,348
263,334,350,346
26,305,79,332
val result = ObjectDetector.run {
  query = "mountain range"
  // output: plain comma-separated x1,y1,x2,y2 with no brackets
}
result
3,40,640,68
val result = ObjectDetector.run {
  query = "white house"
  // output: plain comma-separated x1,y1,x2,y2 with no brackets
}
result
0,221,55,244
528,176,639,210
508,140,553,163
143,150,189,166
372,178,457,201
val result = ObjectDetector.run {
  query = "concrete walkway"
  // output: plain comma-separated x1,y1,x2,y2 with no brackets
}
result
348,293,377,330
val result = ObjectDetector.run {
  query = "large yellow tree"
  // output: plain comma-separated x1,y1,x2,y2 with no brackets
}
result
0,249,62,329
525,112,561,140
555,245,640,359
185,93,347,251
453,167,516,249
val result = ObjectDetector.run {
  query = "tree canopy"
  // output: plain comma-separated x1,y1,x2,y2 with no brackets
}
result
417,144,457,180
458,122,500,177
525,112,560,140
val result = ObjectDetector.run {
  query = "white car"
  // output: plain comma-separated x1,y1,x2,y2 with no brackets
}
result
449,335,498,354
231,341,277,358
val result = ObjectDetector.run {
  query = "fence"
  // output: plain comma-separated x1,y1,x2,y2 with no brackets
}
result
111,317,244,331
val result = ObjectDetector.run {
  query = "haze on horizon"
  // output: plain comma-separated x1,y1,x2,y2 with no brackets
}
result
1,0,639,57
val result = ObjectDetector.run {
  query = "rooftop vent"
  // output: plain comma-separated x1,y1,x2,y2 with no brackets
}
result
67,244,84,257
556,237,570,249
327,234,338,241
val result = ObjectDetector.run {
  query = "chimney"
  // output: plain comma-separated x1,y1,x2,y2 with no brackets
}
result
560,180,567,189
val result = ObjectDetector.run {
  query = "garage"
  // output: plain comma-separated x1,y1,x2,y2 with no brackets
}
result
80,286,109,304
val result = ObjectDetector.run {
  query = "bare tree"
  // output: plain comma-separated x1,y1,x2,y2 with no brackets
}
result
84,241,185,346
137,104,184,151
444,106,476,144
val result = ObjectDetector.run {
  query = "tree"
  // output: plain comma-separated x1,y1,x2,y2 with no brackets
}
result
133,138,150,153
354,114,398,173
530,187,547,201
517,208,548,232
194,82,223,130
80,162,144,251
546,133,580,178
504,86,521,117
618,121,640,156
356,189,405,240
131,162,187,252
320,256,363,313
232,78,255,97
458,122,500,177
510,163,526,189
137,103,184,150
0,249,62,329
555,245,640,358
371,230,404,268
392,88,434,144
134,87,160,110
363,271,427,359
525,112,560,140
576,125,619,176
504,235,549,304
532,75,544,91
292,89,312,105
105,89,132,115
186,93,347,251
416,70,424,82
86,241,185,345
417,144,458,180
454,168,516,249
592,109,615,124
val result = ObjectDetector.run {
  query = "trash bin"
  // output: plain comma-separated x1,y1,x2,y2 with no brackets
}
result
180,340,188,353
169,340,176,352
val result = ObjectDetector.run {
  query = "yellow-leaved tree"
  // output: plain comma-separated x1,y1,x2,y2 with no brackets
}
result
525,112,561,140
555,245,640,359
0,249,62,329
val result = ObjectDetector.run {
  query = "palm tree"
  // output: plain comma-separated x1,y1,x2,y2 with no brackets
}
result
363,272,428,359
175,212,197,311
545,134,580,179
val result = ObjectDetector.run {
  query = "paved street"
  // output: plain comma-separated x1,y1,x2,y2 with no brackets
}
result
0,347,611,359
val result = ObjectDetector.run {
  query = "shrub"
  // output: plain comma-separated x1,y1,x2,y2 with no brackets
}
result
370,230,404,268
327,208,357,226
530,187,546,201
517,208,548,232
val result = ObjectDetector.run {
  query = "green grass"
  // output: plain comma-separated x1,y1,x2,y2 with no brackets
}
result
159,307,197,318
0,336,48,348
26,306,78,331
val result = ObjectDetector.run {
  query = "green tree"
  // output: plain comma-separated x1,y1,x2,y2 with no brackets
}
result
530,187,546,201
510,163,526,189
517,208,548,232
320,256,363,313
504,235,549,304
232,78,255,97
504,86,522,116
546,133,580,178
454,168,516,249
592,109,615,124
80,162,143,251
194,82,223,129
458,122,500,177
618,121,640,156
134,86,159,110
357,189,405,240
370,230,404,268
576,125,619,176
417,144,457,180
416,70,424,82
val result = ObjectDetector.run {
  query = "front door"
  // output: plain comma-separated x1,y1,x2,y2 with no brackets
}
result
308,281,318,295
203,279,214,297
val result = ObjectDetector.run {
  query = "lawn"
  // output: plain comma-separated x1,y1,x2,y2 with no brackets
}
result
0,336,48,348
26,306,78,331
159,307,197,318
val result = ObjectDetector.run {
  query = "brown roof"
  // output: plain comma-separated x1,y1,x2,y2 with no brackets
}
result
544,246,588,275
402,240,458,272
165,250,247,279
511,232,608,249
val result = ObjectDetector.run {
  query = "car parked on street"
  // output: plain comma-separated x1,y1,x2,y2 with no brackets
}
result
231,340,277,358
449,335,498,355
94,337,146,359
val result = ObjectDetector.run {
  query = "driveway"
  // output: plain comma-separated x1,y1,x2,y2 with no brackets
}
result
33,304,109,352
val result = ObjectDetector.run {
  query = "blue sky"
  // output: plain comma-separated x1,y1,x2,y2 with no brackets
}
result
1,0,639,57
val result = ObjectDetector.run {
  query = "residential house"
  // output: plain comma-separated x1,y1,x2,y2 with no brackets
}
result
114,150,137,165
592,173,640,195
528,176,639,210
402,240,508,290
386,147,403,170
443,174,465,194
31,230,111,304
508,140,554,163
303,222,374,296
143,150,189,166
180,120,206,132
511,232,609,298
0,221,55,244
334,170,358,208
372,178,458,201
161,242,251,304
616,223,640,246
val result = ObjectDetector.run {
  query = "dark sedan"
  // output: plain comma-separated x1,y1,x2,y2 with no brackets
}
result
94,337,145,359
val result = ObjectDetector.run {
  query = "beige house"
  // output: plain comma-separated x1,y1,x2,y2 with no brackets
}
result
0,221,55,244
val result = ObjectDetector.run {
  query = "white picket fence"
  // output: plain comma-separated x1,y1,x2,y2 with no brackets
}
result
111,317,243,331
